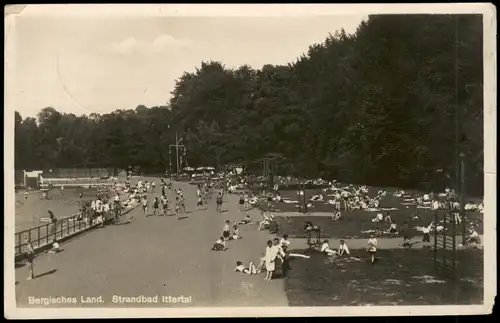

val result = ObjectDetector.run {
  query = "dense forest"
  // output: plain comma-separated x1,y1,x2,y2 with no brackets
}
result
14,15,484,196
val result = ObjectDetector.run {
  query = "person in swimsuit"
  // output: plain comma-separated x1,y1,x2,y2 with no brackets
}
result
216,192,223,212
367,234,378,264
24,237,35,280
175,196,181,219
234,261,258,274
222,220,231,240
142,196,148,216
161,194,169,216
152,197,159,216
238,193,245,212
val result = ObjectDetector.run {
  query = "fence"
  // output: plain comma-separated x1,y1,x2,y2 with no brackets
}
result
42,168,116,179
433,211,457,280
15,212,93,256
40,177,116,187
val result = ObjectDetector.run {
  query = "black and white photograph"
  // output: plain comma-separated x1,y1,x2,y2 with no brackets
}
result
4,4,496,318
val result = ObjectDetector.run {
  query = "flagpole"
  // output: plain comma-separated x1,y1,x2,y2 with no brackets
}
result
176,132,180,176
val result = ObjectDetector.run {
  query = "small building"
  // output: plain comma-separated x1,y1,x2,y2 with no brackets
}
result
23,170,43,189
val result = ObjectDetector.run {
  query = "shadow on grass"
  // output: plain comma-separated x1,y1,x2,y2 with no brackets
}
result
15,262,26,269
35,269,58,279
283,249,483,306
113,221,131,225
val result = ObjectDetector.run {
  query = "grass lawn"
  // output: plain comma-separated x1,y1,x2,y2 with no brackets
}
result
283,249,483,306
15,187,99,232
275,209,483,239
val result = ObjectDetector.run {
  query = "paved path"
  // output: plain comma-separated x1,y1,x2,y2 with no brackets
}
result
15,178,289,307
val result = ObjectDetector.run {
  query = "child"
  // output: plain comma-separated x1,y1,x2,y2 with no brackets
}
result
212,237,227,251
142,196,148,216
234,261,257,274
196,195,203,210
222,220,231,240
422,224,431,248
280,234,291,247
338,239,350,256
216,192,223,212
367,234,377,264
231,224,241,240
332,210,342,221
175,196,181,219
153,197,159,216
401,221,411,247
24,237,35,280
179,195,186,214
161,194,168,216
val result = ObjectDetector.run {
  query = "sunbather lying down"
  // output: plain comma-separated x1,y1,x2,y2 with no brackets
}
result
234,261,259,274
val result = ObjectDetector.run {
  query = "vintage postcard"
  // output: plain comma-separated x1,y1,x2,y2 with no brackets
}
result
4,3,496,319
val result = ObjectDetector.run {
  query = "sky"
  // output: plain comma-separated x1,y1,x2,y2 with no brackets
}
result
13,15,366,118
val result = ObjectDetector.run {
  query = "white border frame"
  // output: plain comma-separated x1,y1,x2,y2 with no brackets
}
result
4,3,496,318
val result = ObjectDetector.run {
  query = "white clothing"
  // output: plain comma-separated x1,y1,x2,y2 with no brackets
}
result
321,242,334,254
235,265,245,272
368,238,378,252
338,243,350,255
280,238,291,246
376,213,384,221
422,227,430,234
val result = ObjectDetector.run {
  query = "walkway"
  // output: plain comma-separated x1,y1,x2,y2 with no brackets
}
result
15,178,288,307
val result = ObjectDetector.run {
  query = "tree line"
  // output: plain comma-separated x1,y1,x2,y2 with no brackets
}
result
14,14,484,196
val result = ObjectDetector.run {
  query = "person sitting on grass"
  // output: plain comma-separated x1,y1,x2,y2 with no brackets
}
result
388,221,398,234
234,261,258,275
212,237,227,251
332,210,342,221
230,224,242,240
338,239,350,256
239,214,252,225
384,212,393,223
268,217,278,234
372,212,384,223
258,212,272,231
321,240,337,256
466,228,481,245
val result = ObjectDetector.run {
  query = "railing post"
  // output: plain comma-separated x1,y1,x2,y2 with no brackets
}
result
37,226,40,248
46,224,49,246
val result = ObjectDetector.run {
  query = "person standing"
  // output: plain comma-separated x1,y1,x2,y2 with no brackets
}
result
142,195,149,216
153,197,159,216
48,210,58,240
264,240,278,281
367,234,378,264
401,221,411,247
24,237,35,280
161,194,169,216
216,192,223,212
